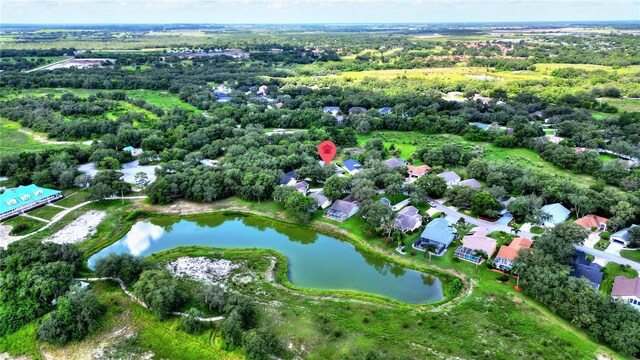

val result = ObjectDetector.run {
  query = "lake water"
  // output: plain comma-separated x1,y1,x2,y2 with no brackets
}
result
87,215,444,303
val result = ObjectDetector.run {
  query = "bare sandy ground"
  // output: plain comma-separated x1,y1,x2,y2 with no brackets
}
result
44,210,107,244
167,257,241,286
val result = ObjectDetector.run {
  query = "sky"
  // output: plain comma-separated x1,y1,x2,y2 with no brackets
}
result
2,0,640,24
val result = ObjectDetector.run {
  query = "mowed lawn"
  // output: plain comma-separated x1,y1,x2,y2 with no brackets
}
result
598,97,640,113
600,262,639,295
16,88,201,114
620,249,640,263
357,131,601,187
0,118,66,154
27,204,65,221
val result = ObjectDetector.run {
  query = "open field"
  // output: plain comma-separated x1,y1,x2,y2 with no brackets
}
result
26,204,65,221
599,97,640,113
16,88,202,114
357,131,602,187
0,118,69,154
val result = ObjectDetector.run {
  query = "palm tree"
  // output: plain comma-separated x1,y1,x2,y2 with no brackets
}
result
425,243,438,261
511,227,521,236
471,249,488,269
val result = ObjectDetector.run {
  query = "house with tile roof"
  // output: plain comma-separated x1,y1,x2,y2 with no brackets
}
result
611,276,640,309
413,217,456,255
0,184,63,221
574,214,609,231
407,165,431,180
494,237,533,272
541,203,571,226
454,227,497,264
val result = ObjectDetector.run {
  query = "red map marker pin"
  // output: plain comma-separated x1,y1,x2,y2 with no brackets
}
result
318,140,337,165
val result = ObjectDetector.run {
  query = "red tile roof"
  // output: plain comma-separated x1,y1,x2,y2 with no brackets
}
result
407,165,431,177
496,237,533,261
574,215,609,229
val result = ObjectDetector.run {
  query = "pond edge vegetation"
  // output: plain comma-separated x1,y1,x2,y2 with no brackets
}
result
81,208,467,310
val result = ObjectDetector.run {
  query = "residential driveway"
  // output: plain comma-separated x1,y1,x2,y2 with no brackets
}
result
583,233,600,248
605,241,625,256
425,197,535,239
577,245,640,272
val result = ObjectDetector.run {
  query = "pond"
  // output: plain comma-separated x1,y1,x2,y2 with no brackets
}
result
88,215,444,304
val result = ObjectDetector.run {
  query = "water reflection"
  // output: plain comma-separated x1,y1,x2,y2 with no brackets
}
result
88,215,444,303
124,221,165,256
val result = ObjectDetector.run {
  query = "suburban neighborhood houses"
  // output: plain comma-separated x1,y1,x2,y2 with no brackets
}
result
4,15,640,359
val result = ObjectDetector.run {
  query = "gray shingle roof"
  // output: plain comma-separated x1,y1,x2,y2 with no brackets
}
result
437,171,461,182
459,179,482,189
611,276,640,297
384,158,407,168
330,199,358,213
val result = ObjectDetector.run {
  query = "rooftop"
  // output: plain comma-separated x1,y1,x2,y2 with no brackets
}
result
496,237,533,261
612,276,640,298
459,178,483,189
0,184,62,215
384,158,407,168
541,203,571,224
437,171,461,182
343,158,363,172
420,218,456,246
574,214,609,229
330,199,358,214
407,165,431,177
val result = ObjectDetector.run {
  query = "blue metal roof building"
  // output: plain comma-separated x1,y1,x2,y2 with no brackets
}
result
379,107,393,115
541,203,571,225
342,159,363,174
0,184,63,221
413,218,457,254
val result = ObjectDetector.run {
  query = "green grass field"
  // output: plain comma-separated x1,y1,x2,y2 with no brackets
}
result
600,262,639,295
357,131,601,187
599,98,640,113
26,205,65,220
1,215,48,236
620,249,640,262
0,118,66,154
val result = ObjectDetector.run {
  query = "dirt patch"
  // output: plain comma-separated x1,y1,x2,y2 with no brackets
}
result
44,210,107,244
167,257,241,287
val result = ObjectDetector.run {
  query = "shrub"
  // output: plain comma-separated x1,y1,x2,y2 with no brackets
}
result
37,286,104,345
132,270,186,319
94,253,147,284
243,328,282,360
181,308,204,334
599,231,611,240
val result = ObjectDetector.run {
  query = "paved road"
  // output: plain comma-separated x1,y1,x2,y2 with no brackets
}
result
426,197,535,239
576,246,640,271
427,197,640,270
